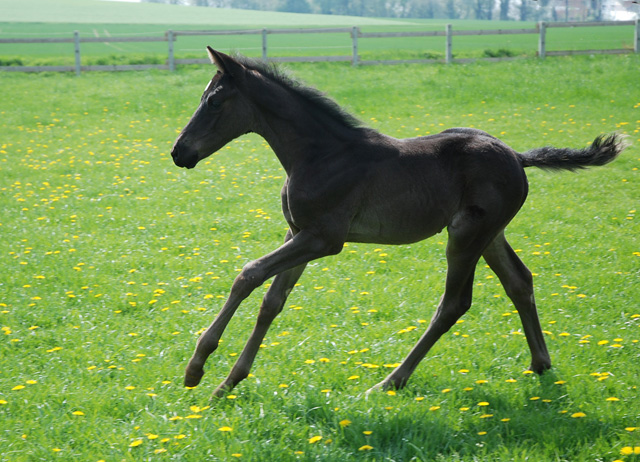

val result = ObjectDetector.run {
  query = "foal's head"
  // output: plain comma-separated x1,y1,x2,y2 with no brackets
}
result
171,48,255,169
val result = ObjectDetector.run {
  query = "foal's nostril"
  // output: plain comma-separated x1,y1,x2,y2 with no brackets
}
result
170,143,181,160
170,141,200,169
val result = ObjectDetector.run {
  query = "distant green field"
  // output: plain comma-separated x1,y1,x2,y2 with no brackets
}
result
0,0,402,26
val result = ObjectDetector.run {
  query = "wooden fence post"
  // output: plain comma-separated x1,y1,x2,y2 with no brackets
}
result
167,30,175,72
538,22,546,59
445,24,452,64
352,27,359,66
635,19,639,54
74,31,81,76
262,29,268,60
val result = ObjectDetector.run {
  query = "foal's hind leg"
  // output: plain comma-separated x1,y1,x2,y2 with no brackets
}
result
482,232,551,373
370,226,491,392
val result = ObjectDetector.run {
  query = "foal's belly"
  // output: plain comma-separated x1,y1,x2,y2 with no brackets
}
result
347,202,450,245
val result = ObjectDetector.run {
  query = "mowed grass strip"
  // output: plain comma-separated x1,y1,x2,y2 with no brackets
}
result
0,55,638,461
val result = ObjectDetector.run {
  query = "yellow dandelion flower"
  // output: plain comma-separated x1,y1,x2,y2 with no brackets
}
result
359,445,373,451
129,440,143,447
309,436,322,444
71,411,85,416
218,426,233,432
571,412,586,418
339,419,352,427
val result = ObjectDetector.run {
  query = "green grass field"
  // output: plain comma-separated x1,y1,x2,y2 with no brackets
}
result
1,2,639,461
1,52,638,461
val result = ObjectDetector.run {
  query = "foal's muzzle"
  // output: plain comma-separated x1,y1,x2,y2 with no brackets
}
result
171,141,200,169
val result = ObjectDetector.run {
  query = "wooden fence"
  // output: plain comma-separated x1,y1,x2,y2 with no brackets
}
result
1,20,638,74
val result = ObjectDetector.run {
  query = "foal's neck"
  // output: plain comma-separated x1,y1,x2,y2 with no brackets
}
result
250,80,364,174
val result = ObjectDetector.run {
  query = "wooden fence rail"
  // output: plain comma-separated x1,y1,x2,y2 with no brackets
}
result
0,20,638,74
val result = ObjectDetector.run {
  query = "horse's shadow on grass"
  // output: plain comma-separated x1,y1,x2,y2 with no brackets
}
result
294,371,620,460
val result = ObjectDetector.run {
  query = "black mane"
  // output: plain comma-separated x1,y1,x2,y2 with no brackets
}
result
234,54,366,130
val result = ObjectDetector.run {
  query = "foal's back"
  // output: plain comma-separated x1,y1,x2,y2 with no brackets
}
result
345,129,528,245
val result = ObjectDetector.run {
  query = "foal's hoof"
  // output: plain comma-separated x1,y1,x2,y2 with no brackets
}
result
366,376,407,397
365,382,384,397
210,385,231,400
184,367,205,388
530,360,552,375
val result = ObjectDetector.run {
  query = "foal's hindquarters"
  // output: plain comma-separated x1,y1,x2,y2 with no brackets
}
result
370,135,551,391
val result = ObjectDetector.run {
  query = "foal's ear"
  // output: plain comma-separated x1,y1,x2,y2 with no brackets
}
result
206,46,243,78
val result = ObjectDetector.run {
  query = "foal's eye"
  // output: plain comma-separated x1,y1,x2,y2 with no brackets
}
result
206,95,222,110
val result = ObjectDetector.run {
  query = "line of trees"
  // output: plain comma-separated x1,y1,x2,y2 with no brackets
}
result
143,0,613,21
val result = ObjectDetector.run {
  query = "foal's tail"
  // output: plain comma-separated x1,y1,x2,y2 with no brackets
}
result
519,134,628,171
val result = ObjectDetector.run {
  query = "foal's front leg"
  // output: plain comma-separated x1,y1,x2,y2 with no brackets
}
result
184,230,340,392
211,263,306,398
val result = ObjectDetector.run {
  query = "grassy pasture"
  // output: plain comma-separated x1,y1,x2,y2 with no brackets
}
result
1,52,639,461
